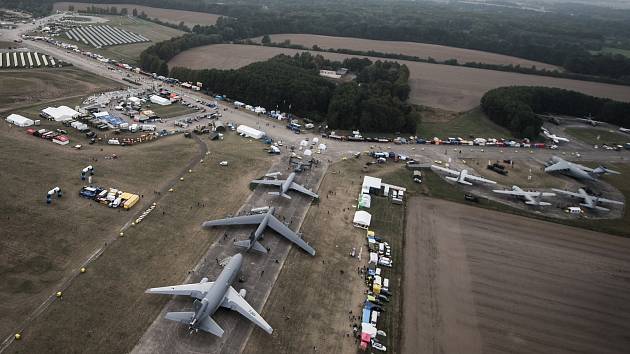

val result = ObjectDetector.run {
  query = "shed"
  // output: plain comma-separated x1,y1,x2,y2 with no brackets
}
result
6,114,34,127
150,95,171,106
236,125,265,139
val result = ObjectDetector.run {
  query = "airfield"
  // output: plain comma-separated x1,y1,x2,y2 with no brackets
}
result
1,7,630,354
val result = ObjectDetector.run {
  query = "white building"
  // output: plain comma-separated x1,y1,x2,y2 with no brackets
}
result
42,106,80,121
236,125,265,139
6,114,34,127
353,210,372,229
319,70,341,79
149,95,171,106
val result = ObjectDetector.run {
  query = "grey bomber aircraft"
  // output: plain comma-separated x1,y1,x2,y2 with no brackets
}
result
552,188,625,212
145,253,273,337
251,172,319,199
202,207,316,256
493,185,556,206
545,156,620,181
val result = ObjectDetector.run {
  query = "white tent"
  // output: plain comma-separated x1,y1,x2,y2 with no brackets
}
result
359,194,371,209
42,106,79,121
6,114,34,127
318,143,327,151
128,96,141,104
303,149,312,156
150,95,171,106
353,210,372,229
236,125,265,139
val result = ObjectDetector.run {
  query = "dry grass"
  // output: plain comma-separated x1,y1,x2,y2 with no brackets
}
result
0,68,123,112
0,125,198,343
254,34,560,71
53,2,220,27
6,134,271,353
168,44,630,111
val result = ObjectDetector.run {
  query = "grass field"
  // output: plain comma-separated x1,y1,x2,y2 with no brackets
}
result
168,44,630,111
564,127,630,145
0,68,122,113
417,106,513,138
7,134,271,353
57,15,184,65
254,34,559,71
53,2,220,27
0,124,199,343
402,164,630,237
244,158,410,354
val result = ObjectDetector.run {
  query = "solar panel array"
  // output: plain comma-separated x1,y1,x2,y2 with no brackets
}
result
65,25,149,48
0,52,58,68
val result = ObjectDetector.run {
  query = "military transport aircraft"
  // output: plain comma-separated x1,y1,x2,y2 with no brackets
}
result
431,165,497,186
552,188,624,212
493,185,556,206
544,156,620,181
145,253,273,337
251,172,319,199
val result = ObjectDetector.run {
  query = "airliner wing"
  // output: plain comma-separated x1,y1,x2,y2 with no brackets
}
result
222,286,273,334
202,214,265,227
431,165,459,176
251,179,284,186
465,174,497,184
545,161,570,172
145,282,214,299
267,216,316,256
290,182,319,198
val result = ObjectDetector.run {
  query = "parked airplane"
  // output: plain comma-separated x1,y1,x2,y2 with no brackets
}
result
145,253,273,337
552,188,624,211
544,156,620,181
430,165,497,186
251,172,318,199
493,185,556,206
202,207,316,256
541,127,570,144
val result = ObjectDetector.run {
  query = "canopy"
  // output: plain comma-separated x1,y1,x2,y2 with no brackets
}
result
42,106,79,121
150,95,171,106
6,113,33,127
353,210,372,229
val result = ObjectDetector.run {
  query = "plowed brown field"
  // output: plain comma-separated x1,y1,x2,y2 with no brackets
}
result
168,44,630,111
253,34,559,71
404,197,630,354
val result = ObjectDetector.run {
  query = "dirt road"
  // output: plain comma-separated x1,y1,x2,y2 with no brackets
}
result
404,197,630,354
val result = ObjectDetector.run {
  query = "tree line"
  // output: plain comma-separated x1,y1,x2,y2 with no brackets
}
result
171,53,418,133
481,87,630,138
5,0,630,79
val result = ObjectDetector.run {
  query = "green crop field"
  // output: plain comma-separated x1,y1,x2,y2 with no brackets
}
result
565,127,629,145
417,106,513,139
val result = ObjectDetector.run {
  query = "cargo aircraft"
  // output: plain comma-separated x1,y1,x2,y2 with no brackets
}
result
544,156,620,181
492,185,556,206
552,188,624,212
251,172,319,199
431,165,497,186
203,207,315,256
145,254,273,337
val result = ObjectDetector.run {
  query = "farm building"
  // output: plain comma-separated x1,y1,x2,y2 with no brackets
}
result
42,106,80,121
150,95,171,106
237,125,265,139
6,114,34,127
353,211,372,229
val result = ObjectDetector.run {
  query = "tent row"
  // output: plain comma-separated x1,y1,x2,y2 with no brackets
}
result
65,25,149,48
0,51,57,68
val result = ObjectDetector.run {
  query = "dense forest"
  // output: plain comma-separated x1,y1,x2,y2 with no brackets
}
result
10,0,630,80
481,87,630,138
171,53,418,133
